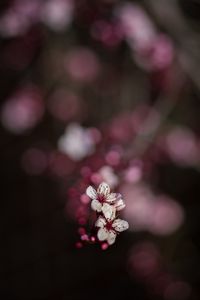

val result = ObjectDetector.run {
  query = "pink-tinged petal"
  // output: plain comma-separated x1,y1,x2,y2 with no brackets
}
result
112,219,129,232
86,185,97,199
114,199,126,211
106,192,118,203
91,199,102,212
97,228,108,241
107,230,116,245
102,203,116,221
115,193,123,201
95,216,106,228
97,182,110,196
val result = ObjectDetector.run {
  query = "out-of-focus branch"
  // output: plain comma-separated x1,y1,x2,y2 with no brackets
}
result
127,82,182,158
126,74,185,159
144,0,200,92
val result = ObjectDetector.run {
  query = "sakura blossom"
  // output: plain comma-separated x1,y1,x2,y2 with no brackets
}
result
86,182,125,213
84,182,128,246
95,207,129,245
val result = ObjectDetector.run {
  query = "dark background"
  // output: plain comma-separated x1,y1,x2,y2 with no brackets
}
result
1,1,200,299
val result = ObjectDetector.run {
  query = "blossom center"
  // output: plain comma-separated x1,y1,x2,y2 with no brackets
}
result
105,221,113,231
97,194,106,203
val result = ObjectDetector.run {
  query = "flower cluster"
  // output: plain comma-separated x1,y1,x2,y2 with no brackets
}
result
86,182,129,246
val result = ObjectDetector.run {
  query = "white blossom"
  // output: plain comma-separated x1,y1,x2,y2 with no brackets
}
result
95,212,129,245
86,182,125,213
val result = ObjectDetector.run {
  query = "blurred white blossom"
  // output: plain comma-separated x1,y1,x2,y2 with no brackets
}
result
58,123,96,161
99,166,119,188
41,0,74,31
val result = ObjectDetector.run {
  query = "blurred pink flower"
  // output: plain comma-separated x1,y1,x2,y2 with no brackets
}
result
49,151,75,177
48,89,81,122
65,47,101,82
118,3,174,70
148,35,174,70
148,195,185,236
21,148,48,175
166,127,199,166
128,242,161,279
121,183,184,235
121,183,155,231
105,150,121,166
124,163,143,184
41,0,74,31
118,3,156,52
91,20,123,47
109,113,133,142
1,86,44,134
0,0,41,37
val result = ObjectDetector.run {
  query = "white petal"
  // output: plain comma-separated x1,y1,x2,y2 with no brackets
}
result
97,228,108,241
106,193,118,203
91,200,102,212
112,219,129,232
86,186,97,199
102,203,116,221
97,182,110,196
107,230,116,245
114,199,126,211
95,216,106,228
